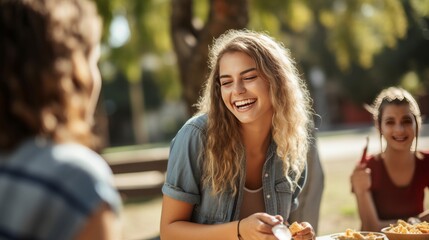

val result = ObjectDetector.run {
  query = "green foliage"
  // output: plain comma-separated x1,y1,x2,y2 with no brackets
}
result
96,0,178,100
248,0,429,108
319,1,408,70
250,0,428,73
284,1,313,32
249,8,281,35
95,0,429,137
155,64,182,101
96,0,428,95
411,0,429,17
93,0,114,41
96,0,429,88
250,0,313,34
193,0,209,24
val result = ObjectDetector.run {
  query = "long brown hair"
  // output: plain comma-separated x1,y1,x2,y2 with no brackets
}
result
0,0,102,151
197,29,312,195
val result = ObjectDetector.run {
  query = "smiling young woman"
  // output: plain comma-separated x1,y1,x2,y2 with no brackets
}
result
160,29,316,240
350,86,429,232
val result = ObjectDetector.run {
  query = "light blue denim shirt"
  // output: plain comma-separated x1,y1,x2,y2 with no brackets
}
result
162,114,307,224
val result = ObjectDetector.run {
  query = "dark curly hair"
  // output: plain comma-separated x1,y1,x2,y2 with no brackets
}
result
0,0,102,151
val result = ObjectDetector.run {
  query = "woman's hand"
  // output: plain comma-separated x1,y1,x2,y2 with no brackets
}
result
351,163,371,195
291,222,315,240
239,213,283,240
418,209,429,222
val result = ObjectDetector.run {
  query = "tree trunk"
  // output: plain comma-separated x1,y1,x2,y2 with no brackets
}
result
129,80,146,144
171,0,249,115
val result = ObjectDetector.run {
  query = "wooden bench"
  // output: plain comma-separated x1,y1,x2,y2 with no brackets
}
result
103,147,169,199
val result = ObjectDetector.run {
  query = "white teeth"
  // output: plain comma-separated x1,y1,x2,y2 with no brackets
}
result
234,99,256,107
393,136,406,141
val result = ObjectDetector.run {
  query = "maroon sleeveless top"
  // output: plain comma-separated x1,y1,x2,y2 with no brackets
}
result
367,151,429,220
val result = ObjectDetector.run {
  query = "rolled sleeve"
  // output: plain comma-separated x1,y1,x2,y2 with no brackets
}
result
162,115,207,205
162,182,200,204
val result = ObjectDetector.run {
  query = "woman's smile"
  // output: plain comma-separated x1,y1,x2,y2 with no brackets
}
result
233,98,257,111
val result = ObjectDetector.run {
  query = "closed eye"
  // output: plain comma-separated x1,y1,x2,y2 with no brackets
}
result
220,80,232,86
243,75,257,80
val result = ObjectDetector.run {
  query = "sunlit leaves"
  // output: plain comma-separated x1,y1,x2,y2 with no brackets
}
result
250,0,312,33
320,10,336,28
400,71,425,95
411,0,429,17
251,0,416,71
96,0,429,93
282,0,313,32
125,61,141,84
193,0,209,24
249,9,281,35
320,0,407,70
96,0,172,80
383,1,407,42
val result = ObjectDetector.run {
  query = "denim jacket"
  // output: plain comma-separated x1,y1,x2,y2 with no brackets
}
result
162,114,307,224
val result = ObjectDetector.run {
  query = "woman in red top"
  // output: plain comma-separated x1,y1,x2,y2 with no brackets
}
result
351,86,429,231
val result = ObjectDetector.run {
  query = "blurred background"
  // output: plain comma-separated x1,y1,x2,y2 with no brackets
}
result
94,0,428,146
89,0,429,239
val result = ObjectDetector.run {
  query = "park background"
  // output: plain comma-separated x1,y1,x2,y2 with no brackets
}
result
89,0,429,239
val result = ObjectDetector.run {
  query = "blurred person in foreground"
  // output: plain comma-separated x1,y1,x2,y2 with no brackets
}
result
0,0,122,239
160,29,316,240
351,86,429,231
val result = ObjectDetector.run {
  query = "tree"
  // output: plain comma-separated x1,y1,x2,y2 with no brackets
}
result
170,0,429,116
95,0,172,144
171,0,249,114
95,0,429,144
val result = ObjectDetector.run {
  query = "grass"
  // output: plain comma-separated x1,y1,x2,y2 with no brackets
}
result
318,159,360,235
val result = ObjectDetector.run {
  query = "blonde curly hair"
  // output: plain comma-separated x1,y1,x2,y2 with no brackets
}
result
0,0,102,151
197,29,312,196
